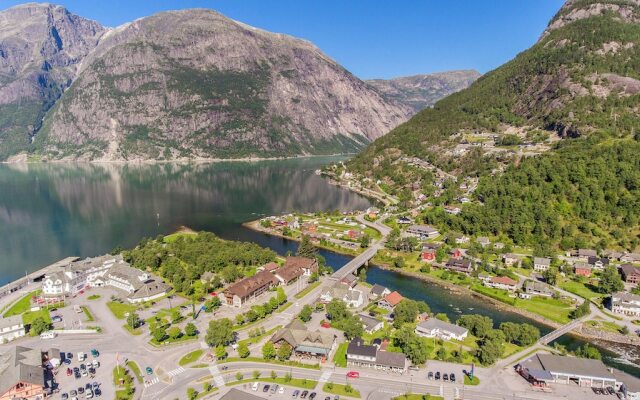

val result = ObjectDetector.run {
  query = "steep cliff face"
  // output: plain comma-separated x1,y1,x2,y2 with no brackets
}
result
0,3,106,160
366,70,481,113
31,9,411,161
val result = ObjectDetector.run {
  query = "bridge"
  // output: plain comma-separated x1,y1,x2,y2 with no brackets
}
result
331,243,381,280
539,318,584,345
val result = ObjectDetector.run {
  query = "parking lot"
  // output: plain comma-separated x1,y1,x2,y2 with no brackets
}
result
53,349,111,400
234,382,343,400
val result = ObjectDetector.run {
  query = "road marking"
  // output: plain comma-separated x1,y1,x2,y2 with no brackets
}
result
144,377,159,388
167,366,185,377
209,364,225,387
318,370,332,384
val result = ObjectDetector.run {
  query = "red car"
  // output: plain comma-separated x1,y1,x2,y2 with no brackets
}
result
346,371,359,378
66,368,72,376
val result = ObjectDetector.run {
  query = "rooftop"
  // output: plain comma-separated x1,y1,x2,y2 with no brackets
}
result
521,353,616,381
382,291,404,307
417,318,468,336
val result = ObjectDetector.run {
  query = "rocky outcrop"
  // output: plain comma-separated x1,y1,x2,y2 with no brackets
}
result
366,70,480,113
542,0,640,38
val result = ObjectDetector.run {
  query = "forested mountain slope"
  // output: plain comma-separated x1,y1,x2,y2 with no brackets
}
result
347,0,640,250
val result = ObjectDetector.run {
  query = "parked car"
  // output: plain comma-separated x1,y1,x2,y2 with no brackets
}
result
252,382,259,391
77,387,84,395
346,371,360,378
279,386,285,394
450,373,456,383
70,390,77,397
292,390,300,398
146,367,153,375
80,363,86,370
66,368,72,376
309,392,317,400
91,349,99,357
86,388,93,399
301,390,309,399
270,385,278,394
434,372,440,380
92,382,100,390
263,385,270,393
334,396,339,400
63,358,71,365
427,372,433,380
66,352,73,360
443,373,448,382
52,315,63,323
93,359,100,368
61,393,68,400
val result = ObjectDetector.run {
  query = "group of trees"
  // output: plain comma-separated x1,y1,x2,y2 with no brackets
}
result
205,318,235,348
325,299,363,339
149,314,197,343
235,288,287,326
386,229,419,252
122,232,277,293
393,299,430,328
262,341,293,361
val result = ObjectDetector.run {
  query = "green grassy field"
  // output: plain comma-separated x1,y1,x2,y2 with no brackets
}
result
22,308,51,325
393,395,444,400
323,383,361,398
230,377,318,390
294,281,321,299
333,342,348,367
3,290,40,317
179,349,204,366
559,279,603,303
126,361,143,383
107,302,138,320
81,306,94,321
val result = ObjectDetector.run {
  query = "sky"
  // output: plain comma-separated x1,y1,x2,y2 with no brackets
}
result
1,0,565,79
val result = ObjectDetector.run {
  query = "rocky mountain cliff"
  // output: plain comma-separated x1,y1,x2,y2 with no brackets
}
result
366,70,481,113
0,3,106,161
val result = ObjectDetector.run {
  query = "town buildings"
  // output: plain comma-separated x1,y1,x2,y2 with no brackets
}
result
222,270,279,307
0,316,25,343
415,319,468,341
274,257,318,285
484,276,518,292
522,281,554,298
346,338,406,373
378,291,404,310
444,258,473,274
503,254,521,268
533,257,551,272
358,314,383,334
270,320,335,359
574,263,592,278
320,284,364,308
620,264,640,285
517,353,617,389
0,346,59,400
406,224,439,240
610,292,640,317
369,284,390,301
41,255,170,303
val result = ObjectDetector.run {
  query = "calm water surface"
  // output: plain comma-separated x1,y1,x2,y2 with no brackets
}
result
1,159,637,376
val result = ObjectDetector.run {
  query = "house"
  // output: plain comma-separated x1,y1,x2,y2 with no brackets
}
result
369,284,390,300
444,258,473,274
366,207,380,219
610,292,640,317
620,253,640,263
450,248,462,259
494,242,505,250
415,319,468,341
257,262,280,273
222,270,279,307
455,236,470,245
587,256,609,270
397,216,412,225
620,264,640,285
406,225,439,240
485,276,518,292
574,263,592,278
41,255,170,303
523,281,553,297
477,237,490,247
444,206,461,215
0,316,25,343
270,320,335,359
478,273,491,283
275,257,318,285
503,254,521,268
603,250,624,261
533,257,551,272
421,243,440,262
220,388,266,400
346,338,406,372
571,249,598,262
416,312,430,322
347,230,363,240
339,273,358,288
200,271,215,284
319,285,364,308
378,291,404,310
0,346,51,400
614,370,640,400
516,353,618,388
358,314,383,334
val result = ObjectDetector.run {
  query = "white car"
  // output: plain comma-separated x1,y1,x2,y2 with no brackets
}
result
92,359,99,368
85,389,93,399
252,382,259,391
278,386,285,394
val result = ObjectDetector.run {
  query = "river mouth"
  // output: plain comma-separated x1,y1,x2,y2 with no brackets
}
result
1,159,638,377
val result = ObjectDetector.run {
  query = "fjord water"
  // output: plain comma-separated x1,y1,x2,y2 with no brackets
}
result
1,158,638,376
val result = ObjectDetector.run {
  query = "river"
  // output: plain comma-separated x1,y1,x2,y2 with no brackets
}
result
0,159,638,376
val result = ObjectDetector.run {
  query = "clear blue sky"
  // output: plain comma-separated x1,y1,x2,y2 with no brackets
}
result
1,0,565,79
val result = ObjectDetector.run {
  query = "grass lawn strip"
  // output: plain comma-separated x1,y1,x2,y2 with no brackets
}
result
219,357,320,370
238,326,282,347
81,306,94,322
333,342,347,367
229,377,317,390
294,281,321,300
3,290,40,317
323,383,361,398
107,302,138,320
392,395,444,400
179,349,204,366
464,375,480,385
126,361,143,383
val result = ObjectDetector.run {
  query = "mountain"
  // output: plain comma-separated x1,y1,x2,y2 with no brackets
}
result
0,5,417,161
366,70,481,113
346,0,640,250
0,3,106,161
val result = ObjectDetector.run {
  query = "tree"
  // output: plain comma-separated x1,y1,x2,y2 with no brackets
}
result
297,235,317,259
360,235,371,248
262,341,276,360
569,301,590,319
575,344,601,360
543,266,559,286
393,300,420,328
277,343,293,361
187,387,197,400
31,317,51,335
476,338,503,365
326,300,349,321
215,345,227,360
168,326,182,340
598,265,624,294
252,370,261,379
153,327,167,343
436,347,447,360
205,318,234,347
185,322,197,337
457,314,493,338
126,312,140,329
284,372,292,382
299,305,313,322
238,342,250,358
236,372,243,381
276,287,287,305
342,316,364,340
270,370,277,380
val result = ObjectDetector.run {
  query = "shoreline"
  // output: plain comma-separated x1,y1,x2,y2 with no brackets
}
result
1,153,356,165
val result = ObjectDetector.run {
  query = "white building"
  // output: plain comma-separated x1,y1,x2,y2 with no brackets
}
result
0,315,25,343
406,225,439,240
320,285,364,308
533,257,551,272
415,319,468,341
611,292,640,317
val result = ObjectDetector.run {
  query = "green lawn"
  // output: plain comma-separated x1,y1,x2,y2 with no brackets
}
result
88,294,101,300
149,334,197,347
585,319,625,334
179,349,204,366
107,302,138,320
3,290,40,317
81,306,94,322
275,302,293,313
238,326,281,347
230,377,318,390
323,383,361,398
219,357,320,370
295,281,321,299
333,342,348,367
559,279,603,303
163,231,198,243
464,375,481,385
126,361,143,383
22,308,51,325
123,324,143,335
393,395,443,400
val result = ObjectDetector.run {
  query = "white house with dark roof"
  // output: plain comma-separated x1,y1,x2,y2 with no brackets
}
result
415,319,468,341
0,316,25,343
406,225,439,240
358,314,383,334
533,257,551,272
346,338,406,372
610,292,640,317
